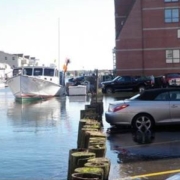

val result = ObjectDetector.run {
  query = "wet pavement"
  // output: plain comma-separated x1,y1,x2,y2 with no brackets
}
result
106,125,180,180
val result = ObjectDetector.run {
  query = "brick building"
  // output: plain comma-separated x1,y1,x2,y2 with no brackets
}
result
114,0,180,76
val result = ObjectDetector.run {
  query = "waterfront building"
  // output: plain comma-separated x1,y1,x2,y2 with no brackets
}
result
114,0,180,76
0,51,39,78
0,51,18,68
13,54,39,67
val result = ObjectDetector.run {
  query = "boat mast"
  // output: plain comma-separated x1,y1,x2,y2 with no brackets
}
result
58,17,60,70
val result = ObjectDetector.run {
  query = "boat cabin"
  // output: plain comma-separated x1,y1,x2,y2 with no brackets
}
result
13,66,59,77
12,66,62,85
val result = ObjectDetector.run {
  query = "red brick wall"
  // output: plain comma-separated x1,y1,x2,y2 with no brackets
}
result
116,0,143,75
115,0,180,76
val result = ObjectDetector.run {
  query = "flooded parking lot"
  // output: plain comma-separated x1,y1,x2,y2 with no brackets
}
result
1,88,180,180
107,126,180,179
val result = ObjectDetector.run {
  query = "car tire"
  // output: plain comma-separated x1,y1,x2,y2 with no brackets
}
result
106,87,113,94
132,114,154,130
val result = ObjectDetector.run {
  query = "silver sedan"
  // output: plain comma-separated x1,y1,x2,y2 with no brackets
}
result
105,88,180,130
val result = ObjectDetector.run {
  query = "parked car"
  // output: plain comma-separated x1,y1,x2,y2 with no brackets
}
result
164,73,180,87
68,76,85,85
105,88,180,130
101,75,153,94
153,76,166,88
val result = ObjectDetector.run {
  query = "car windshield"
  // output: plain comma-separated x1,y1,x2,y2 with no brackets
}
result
113,76,121,81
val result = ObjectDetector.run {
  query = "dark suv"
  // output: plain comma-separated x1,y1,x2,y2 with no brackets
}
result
101,75,152,94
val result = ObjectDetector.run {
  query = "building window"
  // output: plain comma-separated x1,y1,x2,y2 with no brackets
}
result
5,57,7,60
178,29,180,38
164,0,178,2
166,50,180,63
165,9,179,22
12,57,15,60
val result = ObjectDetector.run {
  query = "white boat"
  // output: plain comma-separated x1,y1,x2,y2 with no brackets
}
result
7,66,64,100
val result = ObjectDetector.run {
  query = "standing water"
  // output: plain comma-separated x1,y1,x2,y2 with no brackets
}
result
0,87,117,180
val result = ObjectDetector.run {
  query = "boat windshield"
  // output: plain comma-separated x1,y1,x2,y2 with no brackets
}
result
33,68,43,76
44,68,55,76
13,67,57,77
24,68,33,75
13,68,22,76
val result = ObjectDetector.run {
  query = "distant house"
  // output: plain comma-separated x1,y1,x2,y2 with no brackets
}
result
0,51,39,67
0,51,19,68
0,51,39,78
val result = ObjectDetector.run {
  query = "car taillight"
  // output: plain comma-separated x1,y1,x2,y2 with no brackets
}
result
113,104,129,112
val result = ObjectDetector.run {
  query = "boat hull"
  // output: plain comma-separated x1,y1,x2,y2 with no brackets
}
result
7,75,62,100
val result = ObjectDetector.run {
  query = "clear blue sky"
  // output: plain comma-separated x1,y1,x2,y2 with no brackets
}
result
0,0,115,70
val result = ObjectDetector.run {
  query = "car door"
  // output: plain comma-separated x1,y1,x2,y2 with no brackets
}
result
149,91,171,123
169,90,180,122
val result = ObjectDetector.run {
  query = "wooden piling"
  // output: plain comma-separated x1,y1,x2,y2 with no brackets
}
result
86,103,103,116
85,103,103,123
71,172,101,180
84,131,106,150
87,158,111,176
78,119,101,134
67,148,88,180
84,161,110,180
88,137,106,147
67,91,111,180
77,119,101,148
88,144,106,158
79,128,98,149
80,109,99,120
69,151,96,179
74,167,104,180
91,94,103,103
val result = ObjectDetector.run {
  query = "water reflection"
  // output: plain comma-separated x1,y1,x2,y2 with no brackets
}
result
106,127,180,179
7,97,66,129
132,129,155,144
68,95,89,102
0,89,92,180
107,127,180,164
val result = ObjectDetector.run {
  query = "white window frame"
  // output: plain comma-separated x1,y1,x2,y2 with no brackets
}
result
178,29,180,38
165,8,179,23
165,0,178,2
166,49,180,63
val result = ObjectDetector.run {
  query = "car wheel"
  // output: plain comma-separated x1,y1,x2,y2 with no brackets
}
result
132,114,154,130
106,87,113,94
138,86,145,93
